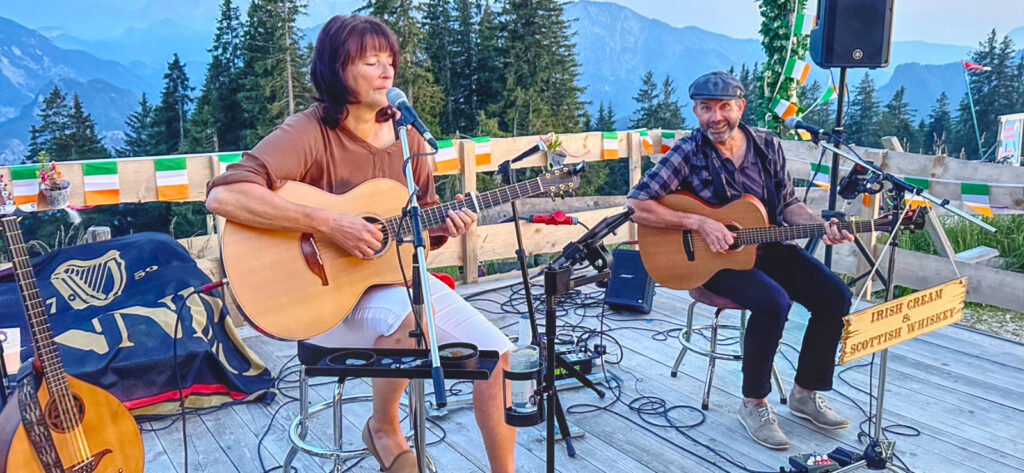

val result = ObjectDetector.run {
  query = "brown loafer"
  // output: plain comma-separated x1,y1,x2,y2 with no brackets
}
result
362,418,417,473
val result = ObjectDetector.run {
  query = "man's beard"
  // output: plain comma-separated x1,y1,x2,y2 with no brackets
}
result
702,119,739,143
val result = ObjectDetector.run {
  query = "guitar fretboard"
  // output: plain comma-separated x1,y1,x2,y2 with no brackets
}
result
0,216,73,403
381,177,544,239
734,219,879,246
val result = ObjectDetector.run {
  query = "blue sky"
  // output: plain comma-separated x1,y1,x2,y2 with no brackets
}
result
0,0,1021,47
614,0,1024,45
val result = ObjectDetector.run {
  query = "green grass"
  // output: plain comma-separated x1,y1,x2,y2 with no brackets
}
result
886,214,1024,272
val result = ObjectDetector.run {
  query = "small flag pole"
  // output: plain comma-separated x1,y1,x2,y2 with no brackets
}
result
963,62,984,159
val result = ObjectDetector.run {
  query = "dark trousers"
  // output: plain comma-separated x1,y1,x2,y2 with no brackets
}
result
702,243,851,399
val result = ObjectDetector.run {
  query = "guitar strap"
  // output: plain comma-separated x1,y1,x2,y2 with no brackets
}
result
16,367,63,473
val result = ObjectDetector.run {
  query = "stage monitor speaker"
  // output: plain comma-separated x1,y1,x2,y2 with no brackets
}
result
809,0,894,68
604,248,655,314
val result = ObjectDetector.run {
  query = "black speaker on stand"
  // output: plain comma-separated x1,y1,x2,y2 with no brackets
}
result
807,0,894,269
603,248,655,314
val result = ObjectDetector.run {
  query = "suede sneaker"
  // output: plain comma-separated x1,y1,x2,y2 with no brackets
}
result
789,388,850,430
737,401,789,450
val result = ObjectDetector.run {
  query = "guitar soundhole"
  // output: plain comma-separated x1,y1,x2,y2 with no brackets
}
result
362,216,389,256
44,391,85,433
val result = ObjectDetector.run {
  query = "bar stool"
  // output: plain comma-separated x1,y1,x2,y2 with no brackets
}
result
670,286,787,410
281,341,430,473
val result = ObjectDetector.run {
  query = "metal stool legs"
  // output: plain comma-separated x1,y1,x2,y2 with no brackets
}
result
671,301,787,410
283,369,375,473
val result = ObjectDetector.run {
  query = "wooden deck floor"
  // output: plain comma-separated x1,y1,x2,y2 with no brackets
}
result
141,277,1024,473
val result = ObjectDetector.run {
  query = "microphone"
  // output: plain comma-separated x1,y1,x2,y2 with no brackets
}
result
386,87,438,150
528,211,578,225
784,116,831,137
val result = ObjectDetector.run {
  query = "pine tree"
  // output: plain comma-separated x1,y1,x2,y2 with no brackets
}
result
118,94,157,157
239,0,311,146
474,1,503,122
421,0,457,134
359,0,444,135
149,54,194,155
629,71,659,129
495,0,587,135
64,93,110,160
757,0,810,134
184,0,245,152
845,72,880,147
877,86,920,152
593,102,616,131
949,30,1024,158
25,85,72,162
737,63,764,125
924,91,953,155
653,75,685,129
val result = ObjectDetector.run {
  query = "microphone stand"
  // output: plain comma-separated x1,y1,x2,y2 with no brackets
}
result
497,145,603,460
395,122,445,473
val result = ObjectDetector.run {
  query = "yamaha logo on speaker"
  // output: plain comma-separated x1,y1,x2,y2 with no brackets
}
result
852,49,864,60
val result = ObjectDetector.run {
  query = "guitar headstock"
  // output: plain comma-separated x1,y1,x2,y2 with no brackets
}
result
538,162,585,199
0,176,15,217
874,205,929,234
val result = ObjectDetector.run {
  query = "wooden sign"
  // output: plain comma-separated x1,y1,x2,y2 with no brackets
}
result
839,277,967,364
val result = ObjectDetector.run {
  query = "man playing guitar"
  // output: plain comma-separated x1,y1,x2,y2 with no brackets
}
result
626,71,854,450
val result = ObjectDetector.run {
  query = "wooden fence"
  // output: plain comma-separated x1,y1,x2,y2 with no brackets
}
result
3,130,1023,311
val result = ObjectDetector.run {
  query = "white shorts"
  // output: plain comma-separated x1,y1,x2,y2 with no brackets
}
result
308,275,513,353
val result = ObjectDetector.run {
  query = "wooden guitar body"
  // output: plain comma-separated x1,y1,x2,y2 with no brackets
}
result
638,193,769,290
0,376,144,473
221,179,422,340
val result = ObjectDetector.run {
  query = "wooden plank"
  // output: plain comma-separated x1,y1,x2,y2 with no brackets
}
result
875,248,1024,311
462,139,480,283
142,429,179,473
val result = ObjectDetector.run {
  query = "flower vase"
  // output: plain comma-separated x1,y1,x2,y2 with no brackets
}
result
41,179,71,209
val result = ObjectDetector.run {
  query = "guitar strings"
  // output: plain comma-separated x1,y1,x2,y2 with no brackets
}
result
6,223,91,462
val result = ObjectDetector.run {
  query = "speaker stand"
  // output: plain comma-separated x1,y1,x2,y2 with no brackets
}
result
823,67,848,270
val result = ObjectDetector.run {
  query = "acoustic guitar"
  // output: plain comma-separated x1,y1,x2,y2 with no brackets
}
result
221,164,583,340
0,185,143,472
636,192,926,290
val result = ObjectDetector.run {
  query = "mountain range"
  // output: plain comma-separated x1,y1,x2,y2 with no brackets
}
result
0,0,1020,164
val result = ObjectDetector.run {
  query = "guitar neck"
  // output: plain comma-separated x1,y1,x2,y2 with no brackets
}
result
0,216,72,396
383,177,543,238
734,218,879,246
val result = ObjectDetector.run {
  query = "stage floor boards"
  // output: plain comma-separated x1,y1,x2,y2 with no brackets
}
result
142,277,1024,473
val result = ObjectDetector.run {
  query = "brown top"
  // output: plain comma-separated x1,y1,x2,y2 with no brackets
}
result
207,103,439,208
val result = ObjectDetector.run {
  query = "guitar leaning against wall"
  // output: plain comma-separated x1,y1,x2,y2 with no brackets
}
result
0,182,143,473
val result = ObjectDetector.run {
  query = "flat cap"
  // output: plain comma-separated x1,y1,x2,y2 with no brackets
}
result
688,71,745,100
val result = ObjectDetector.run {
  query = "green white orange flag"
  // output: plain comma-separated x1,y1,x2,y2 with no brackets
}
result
903,177,931,208
660,131,677,153
83,160,120,205
155,157,189,201
9,164,38,205
819,83,839,103
638,129,654,154
602,131,619,160
783,58,811,84
434,139,459,173
473,136,491,166
961,182,993,217
218,152,242,174
771,96,800,120
810,162,830,189
793,13,814,35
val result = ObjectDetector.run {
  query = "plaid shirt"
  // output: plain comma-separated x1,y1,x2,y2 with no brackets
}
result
627,123,798,225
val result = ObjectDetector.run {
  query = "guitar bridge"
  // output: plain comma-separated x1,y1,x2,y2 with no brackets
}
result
681,230,695,262
67,448,112,473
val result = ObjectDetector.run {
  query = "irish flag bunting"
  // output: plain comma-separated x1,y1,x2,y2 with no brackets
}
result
660,131,677,153
961,182,993,217
771,97,800,120
83,161,120,205
218,152,242,173
810,162,830,189
903,177,930,208
783,58,812,84
473,136,491,166
602,131,619,160
434,139,459,173
155,157,189,201
793,13,814,35
9,165,38,205
819,84,839,103
639,129,654,154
